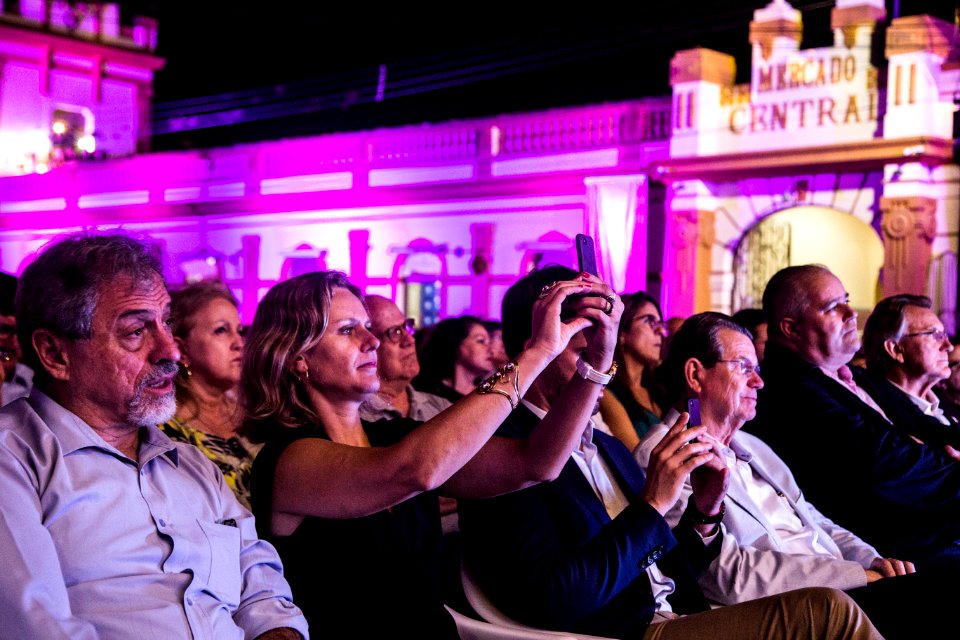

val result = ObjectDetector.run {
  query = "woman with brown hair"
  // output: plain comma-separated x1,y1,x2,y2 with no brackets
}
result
600,291,669,451
244,270,620,637
159,280,257,508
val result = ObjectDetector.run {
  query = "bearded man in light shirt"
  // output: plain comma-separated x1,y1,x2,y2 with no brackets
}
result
0,233,307,640
636,311,954,639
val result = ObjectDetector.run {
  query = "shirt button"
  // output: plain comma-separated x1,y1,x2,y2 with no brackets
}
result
186,598,193,606
158,519,167,527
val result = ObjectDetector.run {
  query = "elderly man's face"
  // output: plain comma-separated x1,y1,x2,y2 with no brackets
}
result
792,271,860,369
897,305,951,385
698,328,763,439
944,346,960,394
367,297,419,384
62,274,180,430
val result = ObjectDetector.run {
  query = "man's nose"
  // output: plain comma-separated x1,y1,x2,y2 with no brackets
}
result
154,326,181,363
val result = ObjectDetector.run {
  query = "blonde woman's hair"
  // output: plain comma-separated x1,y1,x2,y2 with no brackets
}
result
241,271,361,442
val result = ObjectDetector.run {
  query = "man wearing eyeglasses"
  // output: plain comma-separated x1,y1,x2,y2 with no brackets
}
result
635,312,946,639
935,339,960,422
745,265,960,569
360,295,452,423
859,295,960,450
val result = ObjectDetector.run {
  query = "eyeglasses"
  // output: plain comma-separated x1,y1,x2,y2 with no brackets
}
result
716,358,761,376
902,329,949,342
636,314,667,333
380,318,416,344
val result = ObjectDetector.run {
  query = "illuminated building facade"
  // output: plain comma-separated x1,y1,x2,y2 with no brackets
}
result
0,0,956,330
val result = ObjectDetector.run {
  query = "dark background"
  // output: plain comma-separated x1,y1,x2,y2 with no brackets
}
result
117,1,956,150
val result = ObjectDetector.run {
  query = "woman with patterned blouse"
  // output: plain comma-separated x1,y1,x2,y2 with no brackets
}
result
160,280,259,509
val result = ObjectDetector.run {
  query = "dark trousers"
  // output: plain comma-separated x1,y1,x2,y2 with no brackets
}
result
846,568,952,640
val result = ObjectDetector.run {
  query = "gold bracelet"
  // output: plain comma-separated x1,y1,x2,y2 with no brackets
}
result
477,361,520,410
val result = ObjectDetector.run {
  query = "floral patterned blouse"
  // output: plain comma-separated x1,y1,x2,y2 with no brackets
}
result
159,416,262,511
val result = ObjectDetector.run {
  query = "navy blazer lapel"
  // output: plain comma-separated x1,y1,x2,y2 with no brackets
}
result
557,462,612,523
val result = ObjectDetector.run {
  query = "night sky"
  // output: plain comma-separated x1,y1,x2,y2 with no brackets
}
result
128,1,956,150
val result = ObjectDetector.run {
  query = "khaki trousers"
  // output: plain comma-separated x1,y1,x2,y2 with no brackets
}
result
643,587,883,640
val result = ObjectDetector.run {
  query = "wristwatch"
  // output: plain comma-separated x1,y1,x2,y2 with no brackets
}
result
575,357,617,385
689,501,725,525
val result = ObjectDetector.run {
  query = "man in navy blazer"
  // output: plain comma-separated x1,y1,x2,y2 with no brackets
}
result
746,265,960,566
458,266,880,640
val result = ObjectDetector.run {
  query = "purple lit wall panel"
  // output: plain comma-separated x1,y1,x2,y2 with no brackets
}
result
0,66,43,129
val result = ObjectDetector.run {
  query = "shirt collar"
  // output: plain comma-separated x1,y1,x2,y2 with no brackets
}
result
26,389,178,465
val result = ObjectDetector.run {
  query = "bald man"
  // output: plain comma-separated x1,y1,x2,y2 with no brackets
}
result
360,295,451,422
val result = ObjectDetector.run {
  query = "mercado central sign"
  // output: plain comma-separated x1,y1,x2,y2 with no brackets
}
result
717,44,880,151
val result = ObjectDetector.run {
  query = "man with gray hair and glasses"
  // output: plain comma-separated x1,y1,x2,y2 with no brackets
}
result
360,295,451,423
859,294,960,449
746,264,960,569
0,233,307,639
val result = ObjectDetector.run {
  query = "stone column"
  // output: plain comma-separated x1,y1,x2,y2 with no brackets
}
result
879,196,936,297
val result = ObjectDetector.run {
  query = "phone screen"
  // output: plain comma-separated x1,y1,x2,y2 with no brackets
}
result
575,234,598,277
686,398,702,427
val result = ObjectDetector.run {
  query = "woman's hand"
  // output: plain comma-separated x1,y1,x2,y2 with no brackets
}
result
566,274,622,372
525,275,622,363
524,278,594,360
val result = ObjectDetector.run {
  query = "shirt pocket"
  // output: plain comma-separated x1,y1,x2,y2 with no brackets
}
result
197,519,242,606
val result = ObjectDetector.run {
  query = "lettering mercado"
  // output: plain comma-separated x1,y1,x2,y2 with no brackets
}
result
729,55,878,134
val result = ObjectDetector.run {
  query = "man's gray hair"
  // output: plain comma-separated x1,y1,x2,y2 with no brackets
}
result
862,294,933,374
656,312,752,409
15,232,165,385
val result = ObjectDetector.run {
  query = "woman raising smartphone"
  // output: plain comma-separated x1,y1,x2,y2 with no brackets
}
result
244,270,620,637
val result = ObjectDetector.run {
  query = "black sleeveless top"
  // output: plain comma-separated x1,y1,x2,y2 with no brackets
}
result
251,418,458,639
605,378,661,439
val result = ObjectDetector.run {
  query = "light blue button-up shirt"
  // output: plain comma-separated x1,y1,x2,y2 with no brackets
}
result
0,390,309,640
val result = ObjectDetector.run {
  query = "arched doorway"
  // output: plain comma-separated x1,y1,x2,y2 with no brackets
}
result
732,206,884,318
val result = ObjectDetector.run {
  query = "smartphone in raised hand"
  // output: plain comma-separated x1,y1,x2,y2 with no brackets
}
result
575,233,598,277
686,398,702,427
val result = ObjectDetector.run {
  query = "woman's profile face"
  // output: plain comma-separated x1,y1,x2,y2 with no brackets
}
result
300,288,381,402
620,302,666,367
457,323,494,377
180,297,244,388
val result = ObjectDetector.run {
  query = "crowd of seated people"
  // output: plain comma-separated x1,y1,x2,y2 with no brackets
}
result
11,231,960,639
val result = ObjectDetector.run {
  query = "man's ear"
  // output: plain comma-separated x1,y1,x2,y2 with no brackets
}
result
684,358,703,394
32,329,72,382
883,338,905,364
779,317,800,341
